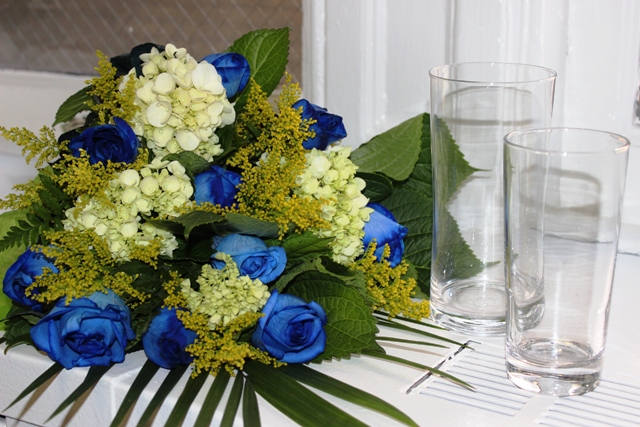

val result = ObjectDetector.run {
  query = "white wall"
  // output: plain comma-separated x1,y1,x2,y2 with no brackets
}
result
302,0,640,254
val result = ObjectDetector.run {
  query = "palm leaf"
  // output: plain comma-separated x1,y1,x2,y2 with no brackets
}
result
164,371,209,427
220,373,244,427
282,364,419,427
46,365,112,422
375,336,448,349
360,350,473,390
109,360,160,427
135,364,189,427
244,360,369,427
193,370,231,427
4,362,63,411
242,379,261,427
376,318,468,348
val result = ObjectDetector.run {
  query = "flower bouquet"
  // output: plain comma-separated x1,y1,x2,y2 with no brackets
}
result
0,28,475,426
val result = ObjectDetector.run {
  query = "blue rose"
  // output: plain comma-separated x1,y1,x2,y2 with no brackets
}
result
250,290,327,363
201,52,251,99
293,99,347,150
30,290,135,369
142,308,197,369
363,203,408,267
2,247,58,311
194,165,242,207
212,234,286,284
68,117,140,165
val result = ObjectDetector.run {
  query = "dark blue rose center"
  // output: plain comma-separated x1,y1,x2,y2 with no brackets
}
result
65,332,108,356
241,256,266,275
161,338,182,357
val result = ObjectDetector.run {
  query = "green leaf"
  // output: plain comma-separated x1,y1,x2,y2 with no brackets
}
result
221,373,244,427
109,360,160,427
217,212,280,239
161,152,210,178
360,349,473,390
244,360,369,427
350,114,423,181
282,364,419,427
135,364,189,427
164,372,209,427
228,28,290,111
242,379,261,427
286,271,381,360
357,172,394,203
375,336,448,349
194,370,231,427
4,362,63,411
0,210,30,327
280,232,333,264
53,85,92,126
46,365,112,422
175,210,224,239
375,318,466,348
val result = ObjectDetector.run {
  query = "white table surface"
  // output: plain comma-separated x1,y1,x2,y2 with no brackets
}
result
0,153,638,427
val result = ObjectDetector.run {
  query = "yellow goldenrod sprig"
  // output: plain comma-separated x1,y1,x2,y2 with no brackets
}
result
85,51,138,124
350,241,430,320
0,125,63,168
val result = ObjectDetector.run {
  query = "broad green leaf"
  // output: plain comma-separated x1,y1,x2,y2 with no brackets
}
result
4,362,63,411
357,172,394,203
431,208,485,281
161,152,211,178
282,364,419,427
0,210,29,327
242,380,261,427
244,360,368,427
135,364,189,427
350,114,423,181
360,350,473,390
46,365,112,422
221,373,244,427
194,370,231,427
52,85,91,126
280,232,333,264
109,360,160,427
228,28,290,111
175,211,224,239
431,114,479,204
218,213,280,239
286,271,381,360
165,372,209,427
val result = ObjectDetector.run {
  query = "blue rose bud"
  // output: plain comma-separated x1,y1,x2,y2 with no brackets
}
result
251,290,327,363
363,203,408,267
293,99,347,150
68,117,140,165
212,234,286,284
201,52,250,99
30,290,135,369
194,165,242,207
2,247,58,311
142,308,197,369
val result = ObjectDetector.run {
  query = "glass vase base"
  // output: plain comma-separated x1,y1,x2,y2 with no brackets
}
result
506,363,601,397
430,279,506,336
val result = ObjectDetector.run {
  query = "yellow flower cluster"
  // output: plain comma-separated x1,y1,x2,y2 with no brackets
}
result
0,125,62,168
351,241,430,320
178,310,281,377
181,254,270,329
227,79,328,236
86,51,139,124
27,229,150,306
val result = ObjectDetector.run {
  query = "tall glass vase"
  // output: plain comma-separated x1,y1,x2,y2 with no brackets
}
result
429,62,556,336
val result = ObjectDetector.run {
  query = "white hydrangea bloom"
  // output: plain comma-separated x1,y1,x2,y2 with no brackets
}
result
181,255,270,329
295,144,374,264
127,44,235,162
62,160,193,261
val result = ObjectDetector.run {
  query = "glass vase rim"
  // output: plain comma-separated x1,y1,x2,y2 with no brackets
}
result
429,62,557,85
504,127,630,155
